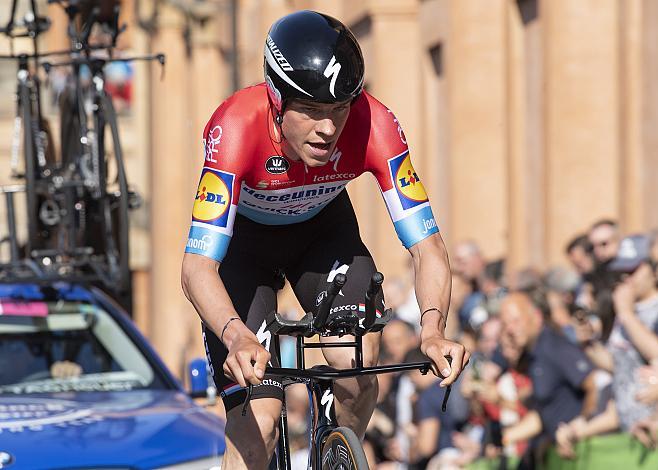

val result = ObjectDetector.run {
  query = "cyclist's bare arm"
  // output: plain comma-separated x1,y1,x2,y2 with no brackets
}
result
409,232,470,386
181,253,270,387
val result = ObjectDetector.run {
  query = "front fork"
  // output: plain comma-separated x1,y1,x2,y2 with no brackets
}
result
309,378,337,469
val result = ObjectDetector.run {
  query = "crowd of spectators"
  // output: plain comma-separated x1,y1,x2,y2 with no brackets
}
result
280,220,658,469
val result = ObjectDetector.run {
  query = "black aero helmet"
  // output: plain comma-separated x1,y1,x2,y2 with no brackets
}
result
264,10,365,113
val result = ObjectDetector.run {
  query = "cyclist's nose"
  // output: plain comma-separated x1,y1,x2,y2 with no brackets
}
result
315,117,336,137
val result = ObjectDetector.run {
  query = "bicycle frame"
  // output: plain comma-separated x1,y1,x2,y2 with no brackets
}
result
267,333,434,470
256,272,450,470
1,0,50,255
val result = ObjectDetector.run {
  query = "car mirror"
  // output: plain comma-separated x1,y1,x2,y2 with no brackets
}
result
188,357,217,405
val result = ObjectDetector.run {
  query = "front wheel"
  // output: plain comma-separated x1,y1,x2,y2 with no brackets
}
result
319,427,369,470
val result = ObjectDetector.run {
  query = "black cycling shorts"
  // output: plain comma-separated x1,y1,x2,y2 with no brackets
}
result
202,190,385,412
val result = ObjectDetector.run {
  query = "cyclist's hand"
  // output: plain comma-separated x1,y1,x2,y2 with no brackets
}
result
223,331,271,388
420,334,470,387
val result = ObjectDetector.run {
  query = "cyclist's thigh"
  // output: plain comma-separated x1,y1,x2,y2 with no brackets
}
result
287,202,383,367
223,397,282,468
202,218,285,412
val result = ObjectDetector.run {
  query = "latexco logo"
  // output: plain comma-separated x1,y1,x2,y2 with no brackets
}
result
329,304,358,314
265,156,290,175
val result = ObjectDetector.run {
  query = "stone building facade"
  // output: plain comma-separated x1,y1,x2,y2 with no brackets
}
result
1,0,657,375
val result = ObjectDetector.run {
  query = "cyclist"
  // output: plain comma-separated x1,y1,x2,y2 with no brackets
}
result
181,10,470,468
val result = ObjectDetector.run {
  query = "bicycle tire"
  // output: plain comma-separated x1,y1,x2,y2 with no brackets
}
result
319,426,369,470
19,81,39,253
101,93,130,295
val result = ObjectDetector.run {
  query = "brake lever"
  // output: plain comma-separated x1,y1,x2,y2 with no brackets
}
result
241,384,254,416
442,356,452,412
442,384,452,412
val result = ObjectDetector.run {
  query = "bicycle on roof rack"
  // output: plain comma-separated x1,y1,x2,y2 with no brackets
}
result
238,271,452,470
0,0,164,306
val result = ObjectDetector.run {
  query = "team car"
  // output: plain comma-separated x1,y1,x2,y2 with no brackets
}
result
0,282,224,470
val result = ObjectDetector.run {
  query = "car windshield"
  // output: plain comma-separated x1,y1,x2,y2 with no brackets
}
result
0,300,169,394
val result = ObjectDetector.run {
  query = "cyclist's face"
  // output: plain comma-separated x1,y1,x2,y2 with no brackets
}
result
280,99,351,167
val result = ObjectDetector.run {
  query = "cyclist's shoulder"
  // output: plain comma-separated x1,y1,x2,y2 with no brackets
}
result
204,83,269,133
350,91,399,125
347,91,408,163
200,84,270,170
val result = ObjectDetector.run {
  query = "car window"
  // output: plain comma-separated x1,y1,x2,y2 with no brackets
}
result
0,301,169,394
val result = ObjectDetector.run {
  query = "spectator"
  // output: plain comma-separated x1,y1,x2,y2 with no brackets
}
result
544,267,581,332
284,383,311,468
403,348,469,469
607,235,658,428
565,234,595,278
364,347,399,466
478,259,507,319
507,267,543,297
549,233,658,456
366,320,419,465
588,219,621,266
453,240,487,286
499,292,598,466
650,228,658,264
382,318,419,366
452,240,487,329
383,262,426,331
588,219,621,294
475,317,502,361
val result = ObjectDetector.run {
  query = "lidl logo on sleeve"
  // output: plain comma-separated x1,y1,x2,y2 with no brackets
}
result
388,152,428,210
192,168,234,227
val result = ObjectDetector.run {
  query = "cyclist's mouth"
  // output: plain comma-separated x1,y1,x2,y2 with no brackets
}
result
307,141,332,157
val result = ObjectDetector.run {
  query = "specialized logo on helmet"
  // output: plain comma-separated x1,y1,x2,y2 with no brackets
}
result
388,152,428,210
192,168,234,226
265,35,312,97
266,35,293,71
323,56,341,98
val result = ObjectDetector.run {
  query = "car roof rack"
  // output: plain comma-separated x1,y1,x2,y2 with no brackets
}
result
0,184,114,290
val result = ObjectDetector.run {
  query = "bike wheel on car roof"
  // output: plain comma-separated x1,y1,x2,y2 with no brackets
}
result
18,81,41,253
98,92,131,295
320,426,369,470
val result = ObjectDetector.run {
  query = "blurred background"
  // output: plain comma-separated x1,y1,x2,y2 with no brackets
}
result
1,0,658,468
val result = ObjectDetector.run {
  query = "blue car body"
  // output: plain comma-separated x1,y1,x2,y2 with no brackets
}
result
0,283,225,470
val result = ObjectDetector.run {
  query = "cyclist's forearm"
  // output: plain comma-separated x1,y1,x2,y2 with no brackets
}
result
409,233,452,339
181,253,250,346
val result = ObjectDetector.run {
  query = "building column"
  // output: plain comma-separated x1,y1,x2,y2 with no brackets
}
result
447,0,509,259
149,4,197,377
355,0,422,279
619,0,644,233
642,0,658,231
543,0,620,263
506,0,545,270
419,0,451,243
